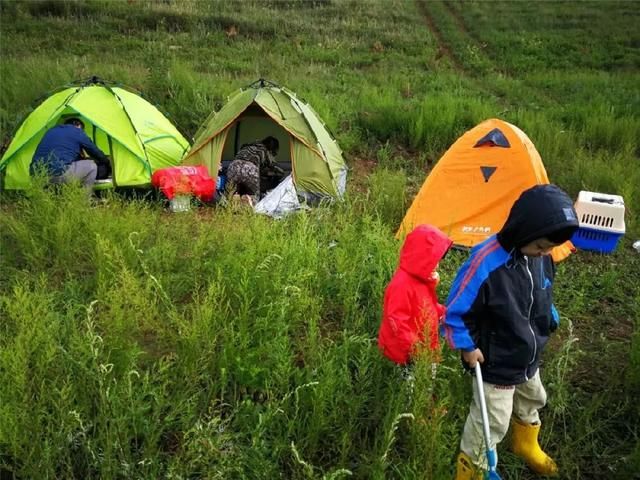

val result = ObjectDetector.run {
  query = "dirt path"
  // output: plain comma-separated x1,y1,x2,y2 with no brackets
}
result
441,0,486,54
415,0,558,109
415,0,465,72
418,0,496,75
414,0,516,113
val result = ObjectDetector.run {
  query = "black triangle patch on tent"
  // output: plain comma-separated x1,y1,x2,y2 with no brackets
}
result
474,128,511,148
480,166,497,182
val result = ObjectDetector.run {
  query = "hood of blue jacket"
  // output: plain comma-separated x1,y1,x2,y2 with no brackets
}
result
497,184,579,251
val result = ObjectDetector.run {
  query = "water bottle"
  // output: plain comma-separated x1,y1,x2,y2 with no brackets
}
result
170,195,191,213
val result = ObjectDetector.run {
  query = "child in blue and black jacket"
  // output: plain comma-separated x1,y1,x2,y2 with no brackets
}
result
442,184,579,479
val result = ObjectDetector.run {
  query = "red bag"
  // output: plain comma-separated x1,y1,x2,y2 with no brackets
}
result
151,166,216,202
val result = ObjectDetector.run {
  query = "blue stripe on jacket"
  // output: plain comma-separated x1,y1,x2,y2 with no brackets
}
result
551,304,560,328
441,236,510,351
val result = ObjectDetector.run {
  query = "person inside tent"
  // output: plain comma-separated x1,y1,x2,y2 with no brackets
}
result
30,117,111,191
225,136,284,206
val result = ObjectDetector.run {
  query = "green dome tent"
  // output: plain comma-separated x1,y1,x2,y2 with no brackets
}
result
183,79,347,214
0,77,190,190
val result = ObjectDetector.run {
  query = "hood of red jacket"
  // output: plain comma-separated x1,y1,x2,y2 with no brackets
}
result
398,225,453,281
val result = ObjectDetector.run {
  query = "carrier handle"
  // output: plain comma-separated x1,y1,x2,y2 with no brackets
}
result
591,196,615,204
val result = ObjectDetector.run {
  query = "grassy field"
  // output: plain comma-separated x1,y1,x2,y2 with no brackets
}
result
1,1,639,479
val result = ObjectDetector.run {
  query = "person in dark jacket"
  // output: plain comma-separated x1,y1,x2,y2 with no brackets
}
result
443,184,578,480
226,136,283,204
30,117,110,190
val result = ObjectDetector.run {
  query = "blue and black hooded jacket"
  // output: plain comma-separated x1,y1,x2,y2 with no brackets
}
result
442,185,579,385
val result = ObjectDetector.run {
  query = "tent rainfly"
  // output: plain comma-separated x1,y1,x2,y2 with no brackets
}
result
398,118,573,262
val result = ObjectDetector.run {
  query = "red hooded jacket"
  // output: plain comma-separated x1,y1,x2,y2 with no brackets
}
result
378,225,453,364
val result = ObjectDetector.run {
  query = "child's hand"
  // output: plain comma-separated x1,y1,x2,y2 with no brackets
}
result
430,271,440,284
462,348,484,368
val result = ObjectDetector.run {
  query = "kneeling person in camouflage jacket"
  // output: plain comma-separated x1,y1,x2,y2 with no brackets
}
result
226,136,283,203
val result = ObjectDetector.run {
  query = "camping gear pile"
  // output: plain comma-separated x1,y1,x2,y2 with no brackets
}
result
0,76,190,190
151,165,216,211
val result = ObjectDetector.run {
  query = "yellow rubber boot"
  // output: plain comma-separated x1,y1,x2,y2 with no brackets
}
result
511,418,558,476
455,452,483,480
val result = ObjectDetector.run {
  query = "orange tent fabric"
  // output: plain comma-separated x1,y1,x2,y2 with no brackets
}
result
398,118,573,262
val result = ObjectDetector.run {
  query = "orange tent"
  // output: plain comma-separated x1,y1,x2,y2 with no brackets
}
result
398,118,573,262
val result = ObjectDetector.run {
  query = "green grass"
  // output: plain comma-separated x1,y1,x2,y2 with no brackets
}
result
1,1,639,478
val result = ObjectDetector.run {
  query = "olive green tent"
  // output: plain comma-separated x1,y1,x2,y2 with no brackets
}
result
0,77,190,189
183,79,347,210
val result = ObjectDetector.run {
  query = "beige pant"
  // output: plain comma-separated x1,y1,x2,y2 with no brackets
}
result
460,369,547,467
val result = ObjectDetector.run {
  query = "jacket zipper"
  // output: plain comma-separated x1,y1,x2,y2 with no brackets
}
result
524,256,537,380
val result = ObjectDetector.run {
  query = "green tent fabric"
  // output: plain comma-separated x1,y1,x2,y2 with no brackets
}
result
183,79,347,200
0,77,190,189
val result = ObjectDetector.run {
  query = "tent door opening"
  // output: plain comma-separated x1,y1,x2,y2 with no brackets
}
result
220,104,292,197
56,110,117,187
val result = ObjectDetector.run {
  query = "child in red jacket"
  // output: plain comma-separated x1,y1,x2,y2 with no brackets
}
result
378,225,453,365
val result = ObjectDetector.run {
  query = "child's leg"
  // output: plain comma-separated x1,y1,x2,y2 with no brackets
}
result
510,369,558,475
512,369,547,423
460,380,515,467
